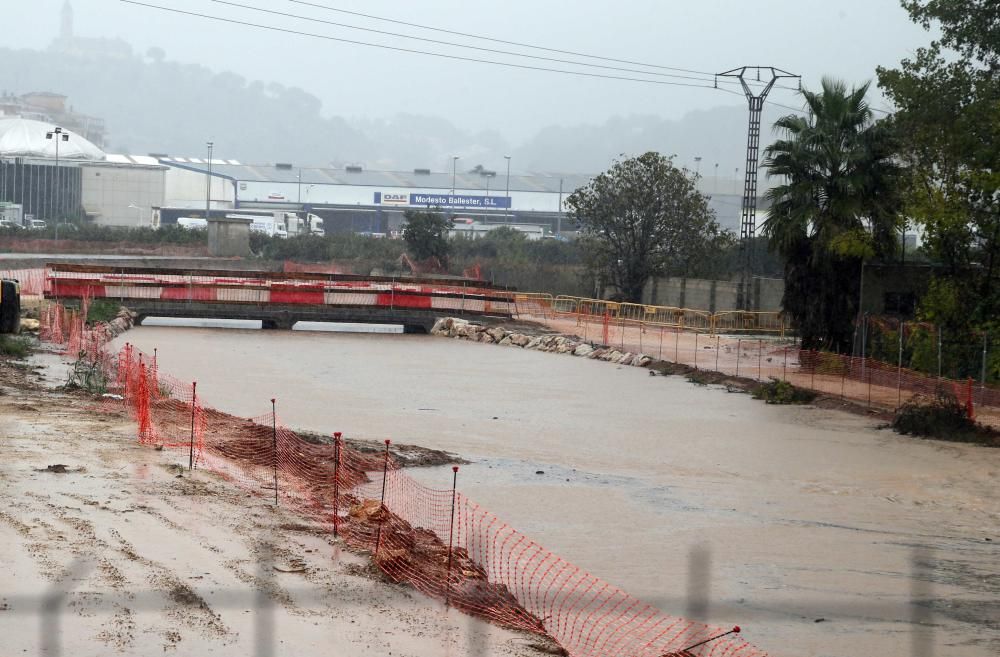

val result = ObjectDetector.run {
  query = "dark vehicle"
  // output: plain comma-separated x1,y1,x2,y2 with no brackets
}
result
0,279,21,334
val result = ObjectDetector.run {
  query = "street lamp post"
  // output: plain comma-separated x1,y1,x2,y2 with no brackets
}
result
485,171,495,221
128,202,143,226
205,141,214,222
694,156,702,185
504,155,511,223
451,156,459,196
46,126,69,240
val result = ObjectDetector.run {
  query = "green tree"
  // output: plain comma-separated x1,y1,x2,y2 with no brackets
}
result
877,0,1000,332
565,152,726,302
762,78,902,351
402,209,452,263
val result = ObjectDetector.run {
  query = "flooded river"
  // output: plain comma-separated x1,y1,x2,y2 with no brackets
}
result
116,326,1000,657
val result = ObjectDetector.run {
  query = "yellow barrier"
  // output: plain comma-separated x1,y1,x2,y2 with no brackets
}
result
712,311,786,336
515,292,788,335
514,293,555,317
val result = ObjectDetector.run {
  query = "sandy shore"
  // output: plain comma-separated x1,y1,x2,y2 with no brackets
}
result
0,354,542,657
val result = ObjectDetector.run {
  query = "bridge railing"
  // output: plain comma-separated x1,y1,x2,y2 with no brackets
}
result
45,265,516,318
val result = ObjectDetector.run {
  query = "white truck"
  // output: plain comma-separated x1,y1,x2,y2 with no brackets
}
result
228,211,323,238
286,212,325,237
177,217,208,230
227,213,288,239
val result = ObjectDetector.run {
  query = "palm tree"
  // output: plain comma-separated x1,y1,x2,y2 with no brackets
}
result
762,78,901,351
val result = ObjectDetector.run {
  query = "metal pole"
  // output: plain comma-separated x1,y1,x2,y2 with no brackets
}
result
735,339,742,377
271,398,278,506
674,327,680,362
937,326,943,379
451,156,458,195
205,141,214,223
897,324,904,409
54,134,60,242
658,326,664,360
841,351,847,400
445,465,459,606
867,359,873,408
682,627,742,653
861,313,868,378
853,260,865,356
639,321,643,353
504,155,511,222
374,439,391,556
981,333,989,399
188,382,197,470
715,335,720,373
332,432,342,537
758,339,763,381
783,343,788,381
694,332,698,369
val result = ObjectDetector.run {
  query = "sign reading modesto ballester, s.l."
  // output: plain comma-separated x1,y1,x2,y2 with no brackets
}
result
374,192,511,209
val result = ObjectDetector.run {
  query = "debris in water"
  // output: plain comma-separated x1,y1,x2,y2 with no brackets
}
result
535,470,544,475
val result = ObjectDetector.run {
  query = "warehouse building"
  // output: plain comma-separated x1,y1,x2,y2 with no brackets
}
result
156,159,592,237
0,117,165,227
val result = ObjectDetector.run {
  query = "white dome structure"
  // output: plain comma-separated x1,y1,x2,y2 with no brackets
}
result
0,117,105,160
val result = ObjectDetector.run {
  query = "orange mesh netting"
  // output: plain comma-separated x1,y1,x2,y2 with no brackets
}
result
38,300,772,657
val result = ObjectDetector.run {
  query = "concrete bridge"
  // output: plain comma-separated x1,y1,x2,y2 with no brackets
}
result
45,265,515,333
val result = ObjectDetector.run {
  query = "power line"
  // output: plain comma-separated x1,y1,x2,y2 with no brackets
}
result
281,1,804,94
284,0,716,77
119,1,724,89
201,0,726,84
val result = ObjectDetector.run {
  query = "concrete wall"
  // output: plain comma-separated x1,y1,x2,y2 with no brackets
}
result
207,217,251,257
164,167,236,210
82,163,165,227
860,263,935,317
643,276,784,312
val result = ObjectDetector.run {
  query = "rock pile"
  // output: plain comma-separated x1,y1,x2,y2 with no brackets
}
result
97,308,136,340
431,317,654,368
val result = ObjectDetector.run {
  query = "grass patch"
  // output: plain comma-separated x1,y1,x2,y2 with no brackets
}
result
752,377,817,404
0,335,31,358
65,356,110,394
86,299,122,324
892,393,997,445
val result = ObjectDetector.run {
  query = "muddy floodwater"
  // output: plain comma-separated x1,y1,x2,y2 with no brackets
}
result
118,326,1000,657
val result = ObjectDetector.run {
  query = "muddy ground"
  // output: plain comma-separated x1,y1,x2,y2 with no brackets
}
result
0,355,542,657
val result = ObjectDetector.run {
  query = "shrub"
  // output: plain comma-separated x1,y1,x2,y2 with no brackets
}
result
752,377,817,404
892,392,984,442
86,299,121,325
0,335,31,358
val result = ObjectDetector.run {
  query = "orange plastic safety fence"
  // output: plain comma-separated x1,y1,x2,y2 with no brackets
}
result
34,316,773,657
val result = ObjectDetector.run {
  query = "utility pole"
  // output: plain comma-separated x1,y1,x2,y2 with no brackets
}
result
716,66,800,310
504,155,511,223
205,141,214,222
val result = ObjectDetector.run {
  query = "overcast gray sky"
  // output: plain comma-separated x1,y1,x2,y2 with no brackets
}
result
11,0,930,142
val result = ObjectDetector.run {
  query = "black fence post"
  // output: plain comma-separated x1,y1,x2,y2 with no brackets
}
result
271,398,278,506
374,439,391,557
445,465,459,607
735,339,742,378
332,432,342,538
188,381,197,470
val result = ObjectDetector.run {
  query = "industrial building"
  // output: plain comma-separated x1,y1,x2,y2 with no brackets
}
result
0,117,165,227
0,112,758,236
156,159,592,236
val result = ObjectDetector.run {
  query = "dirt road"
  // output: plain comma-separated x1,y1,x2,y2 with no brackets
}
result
0,360,540,657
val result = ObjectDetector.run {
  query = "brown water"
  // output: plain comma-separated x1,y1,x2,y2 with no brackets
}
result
117,326,1000,657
